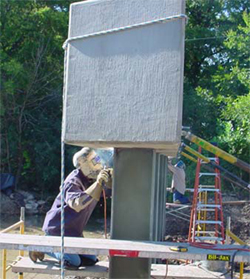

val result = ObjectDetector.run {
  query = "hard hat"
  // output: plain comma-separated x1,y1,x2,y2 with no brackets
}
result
175,160,186,170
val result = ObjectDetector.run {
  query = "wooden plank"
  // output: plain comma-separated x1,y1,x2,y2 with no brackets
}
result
1,233,249,263
0,221,24,233
151,264,230,279
12,257,108,277
12,258,230,279
166,203,191,208
222,200,250,205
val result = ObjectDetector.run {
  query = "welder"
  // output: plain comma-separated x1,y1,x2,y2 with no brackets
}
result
29,147,113,268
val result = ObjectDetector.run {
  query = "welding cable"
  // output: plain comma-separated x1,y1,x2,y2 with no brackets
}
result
230,250,238,279
191,242,248,279
229,245,248,279
189,242,250,252
165,259,169,279
219,269,231,278
197,262,226,279
102,189,108,239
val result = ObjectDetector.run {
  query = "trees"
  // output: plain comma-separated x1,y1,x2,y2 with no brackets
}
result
183,0,249,139
183,2,249,185
217,12,250,164
0,0,248,194
0,1,73,192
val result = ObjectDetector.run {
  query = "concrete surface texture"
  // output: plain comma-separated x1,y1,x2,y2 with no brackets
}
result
63,0,185,153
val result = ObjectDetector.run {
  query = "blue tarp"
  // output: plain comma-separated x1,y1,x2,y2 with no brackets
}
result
0,173,15,191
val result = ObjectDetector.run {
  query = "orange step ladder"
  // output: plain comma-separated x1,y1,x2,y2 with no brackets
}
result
188,146,225,244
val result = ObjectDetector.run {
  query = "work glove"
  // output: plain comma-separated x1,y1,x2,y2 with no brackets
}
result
105,168,113,189
96,168,113,188
84,168,113,202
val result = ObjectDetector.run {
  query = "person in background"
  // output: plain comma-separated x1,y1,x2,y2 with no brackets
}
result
168,159,189,204
29,147,113,268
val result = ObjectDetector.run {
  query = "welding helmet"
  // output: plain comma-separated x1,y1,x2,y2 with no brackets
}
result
175,160,186,170
73,147,104,179
95,148,114,168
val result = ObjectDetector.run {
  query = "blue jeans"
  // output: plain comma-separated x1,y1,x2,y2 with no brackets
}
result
45,234,96,267
173,190,189,204
46,251,97,267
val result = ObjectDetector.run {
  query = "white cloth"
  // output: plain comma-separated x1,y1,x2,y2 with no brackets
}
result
168,163,186,195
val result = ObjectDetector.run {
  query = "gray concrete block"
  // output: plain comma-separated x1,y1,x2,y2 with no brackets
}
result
63,0,185,153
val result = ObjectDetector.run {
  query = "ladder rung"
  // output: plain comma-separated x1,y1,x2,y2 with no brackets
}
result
198,209,216,212
201,158,219,164
195,231,216,234
199,173,218,176
199,185,215,188
197,204,221,208
198,188,220,192
196,220,222,225
207,157,217,161
194,236,224,241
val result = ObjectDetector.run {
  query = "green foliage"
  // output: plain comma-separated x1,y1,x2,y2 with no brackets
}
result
0,0,249,195
183,3,250,189
212,11,250,99
219,93,250,159
184,1,249,136
0,0,74,193
214,12,250,167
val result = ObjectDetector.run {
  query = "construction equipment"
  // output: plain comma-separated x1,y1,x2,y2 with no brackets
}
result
181,143,250,192
182,131,250,174
188,146,225,244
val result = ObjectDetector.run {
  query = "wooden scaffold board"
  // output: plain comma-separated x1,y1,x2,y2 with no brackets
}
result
12,257,231,279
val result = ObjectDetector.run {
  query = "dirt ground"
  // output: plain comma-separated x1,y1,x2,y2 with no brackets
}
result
1,194,249,278
165,195,250,279
224,203,250,244
165,198,250,244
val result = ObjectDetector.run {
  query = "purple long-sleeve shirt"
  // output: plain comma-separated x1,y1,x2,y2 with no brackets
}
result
42,169,98,237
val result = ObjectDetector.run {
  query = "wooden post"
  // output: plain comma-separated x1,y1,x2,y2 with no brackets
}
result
19,207,25,279
225,217,231,244
240,262,244,279
2,249,7,279
226,216,245,279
